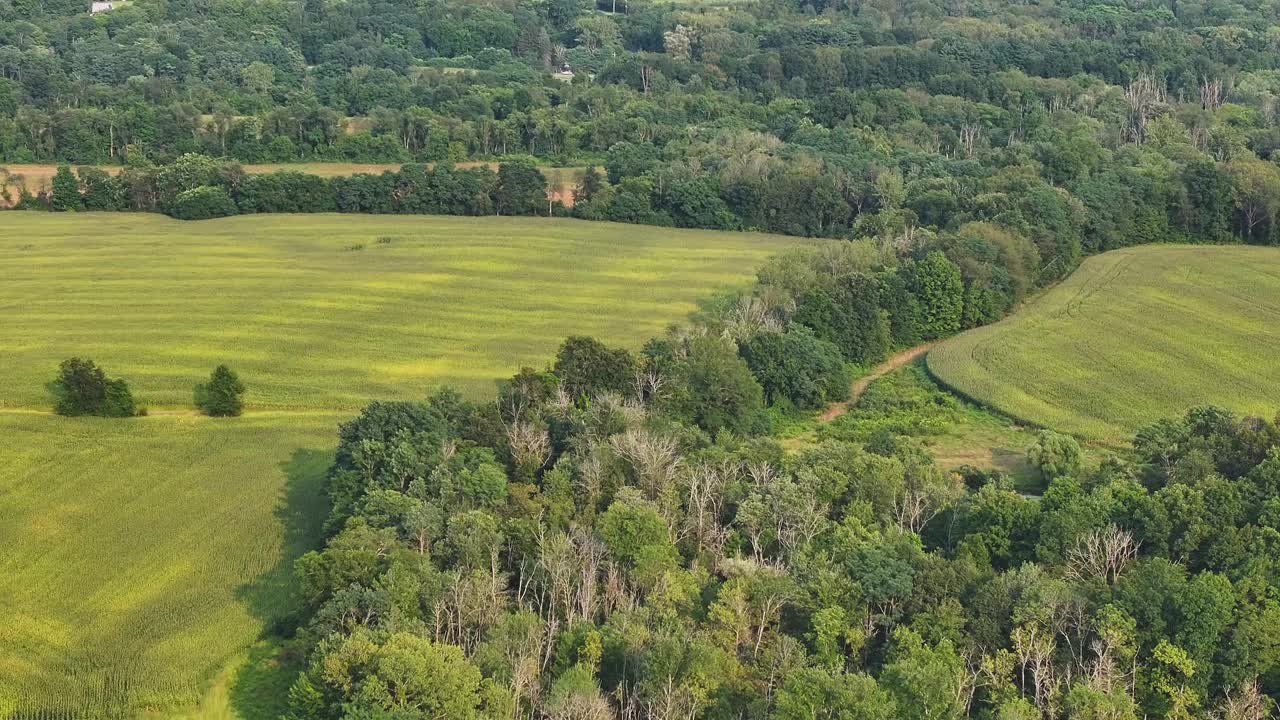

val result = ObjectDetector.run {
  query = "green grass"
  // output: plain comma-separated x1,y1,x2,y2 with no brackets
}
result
819,360,1047,493
0,412,337,717
928,245,1280,441
0,212,791,717
0,213,788,411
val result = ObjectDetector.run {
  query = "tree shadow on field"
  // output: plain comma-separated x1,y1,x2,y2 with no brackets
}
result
228,447,334,719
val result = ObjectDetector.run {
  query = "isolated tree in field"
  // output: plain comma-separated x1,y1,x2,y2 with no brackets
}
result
50,165,81,212
51,357,137,417
194,365,246,416
1028,430,1083,481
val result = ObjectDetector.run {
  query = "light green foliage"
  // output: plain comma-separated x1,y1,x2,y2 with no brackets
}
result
881,627,968,720
291,630,483,718
1027,430,1082,481
929,246,1280,440
0,213,789,410
170,185,238,220
774,667,897,720
907,251,963,340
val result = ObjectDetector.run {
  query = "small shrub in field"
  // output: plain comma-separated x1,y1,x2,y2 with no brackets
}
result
170,186,237,220
51,357,138,417
194,365,246,417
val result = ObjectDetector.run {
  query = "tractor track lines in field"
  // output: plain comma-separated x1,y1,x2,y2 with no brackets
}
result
929,245,1280,440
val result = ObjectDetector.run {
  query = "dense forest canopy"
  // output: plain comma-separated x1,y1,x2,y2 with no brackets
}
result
7,0,1280,246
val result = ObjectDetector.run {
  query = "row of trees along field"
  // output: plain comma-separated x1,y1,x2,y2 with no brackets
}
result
284,298,1280,719
10,0,1280,244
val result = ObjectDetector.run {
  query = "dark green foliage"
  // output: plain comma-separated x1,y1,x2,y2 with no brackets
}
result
605,142,660,185
494,160,548,215
1179,159,1235,243
49,165,81,212
552,336,636,401
576,166,604,203
51,357,136,417
194,365,246,417
740,326,850,410
877,271,922,347
169,186,238,220
794,273,891,365
906,251,964,340
235,172,336,213
79,167,125,210
669,336,765,435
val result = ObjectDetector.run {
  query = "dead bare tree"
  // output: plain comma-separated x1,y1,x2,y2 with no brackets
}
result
959,124,981,159
1065,525,1139,585
1200,76,1225,111
507,420,553,472
609,427,683,506
633,366,669,405
683,462,733,566
1012,624,1060,716
1123,73,1167,144
1214,679,1276,720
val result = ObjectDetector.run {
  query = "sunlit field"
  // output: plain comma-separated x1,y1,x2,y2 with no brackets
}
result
0,212,790,716
928,245,1280,441
0,213,787,411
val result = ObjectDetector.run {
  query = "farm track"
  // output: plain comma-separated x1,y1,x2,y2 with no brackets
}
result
818,341,936,422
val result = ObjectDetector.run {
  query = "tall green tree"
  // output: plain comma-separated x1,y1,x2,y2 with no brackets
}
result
194,365,246,417
49,165,81,212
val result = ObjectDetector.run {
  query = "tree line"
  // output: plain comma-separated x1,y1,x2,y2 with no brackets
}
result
9,0,1280,247
283,321,1280,719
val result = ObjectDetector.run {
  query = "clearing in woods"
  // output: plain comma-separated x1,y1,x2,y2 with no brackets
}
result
927,245,1280,442
0,213,791,717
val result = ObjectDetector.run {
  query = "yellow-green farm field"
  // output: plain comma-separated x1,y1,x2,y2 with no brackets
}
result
0,213,789,410
0,212,791,717
928,245,1280,442
0,412,337,717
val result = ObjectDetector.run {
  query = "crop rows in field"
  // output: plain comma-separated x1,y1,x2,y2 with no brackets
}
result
0,213,786,412
927,245,1280,441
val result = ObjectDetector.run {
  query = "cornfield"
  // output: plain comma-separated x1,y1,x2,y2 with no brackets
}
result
927,245,1280,441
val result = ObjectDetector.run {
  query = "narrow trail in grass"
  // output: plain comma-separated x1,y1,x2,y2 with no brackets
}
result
818,341,937,422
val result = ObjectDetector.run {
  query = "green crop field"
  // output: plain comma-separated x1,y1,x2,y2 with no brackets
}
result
0,412,337,717
0,213,790,717
928,245,1280,441
1,213,787,410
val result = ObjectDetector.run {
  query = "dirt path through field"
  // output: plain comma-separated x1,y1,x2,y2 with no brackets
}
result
818,341,937,422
